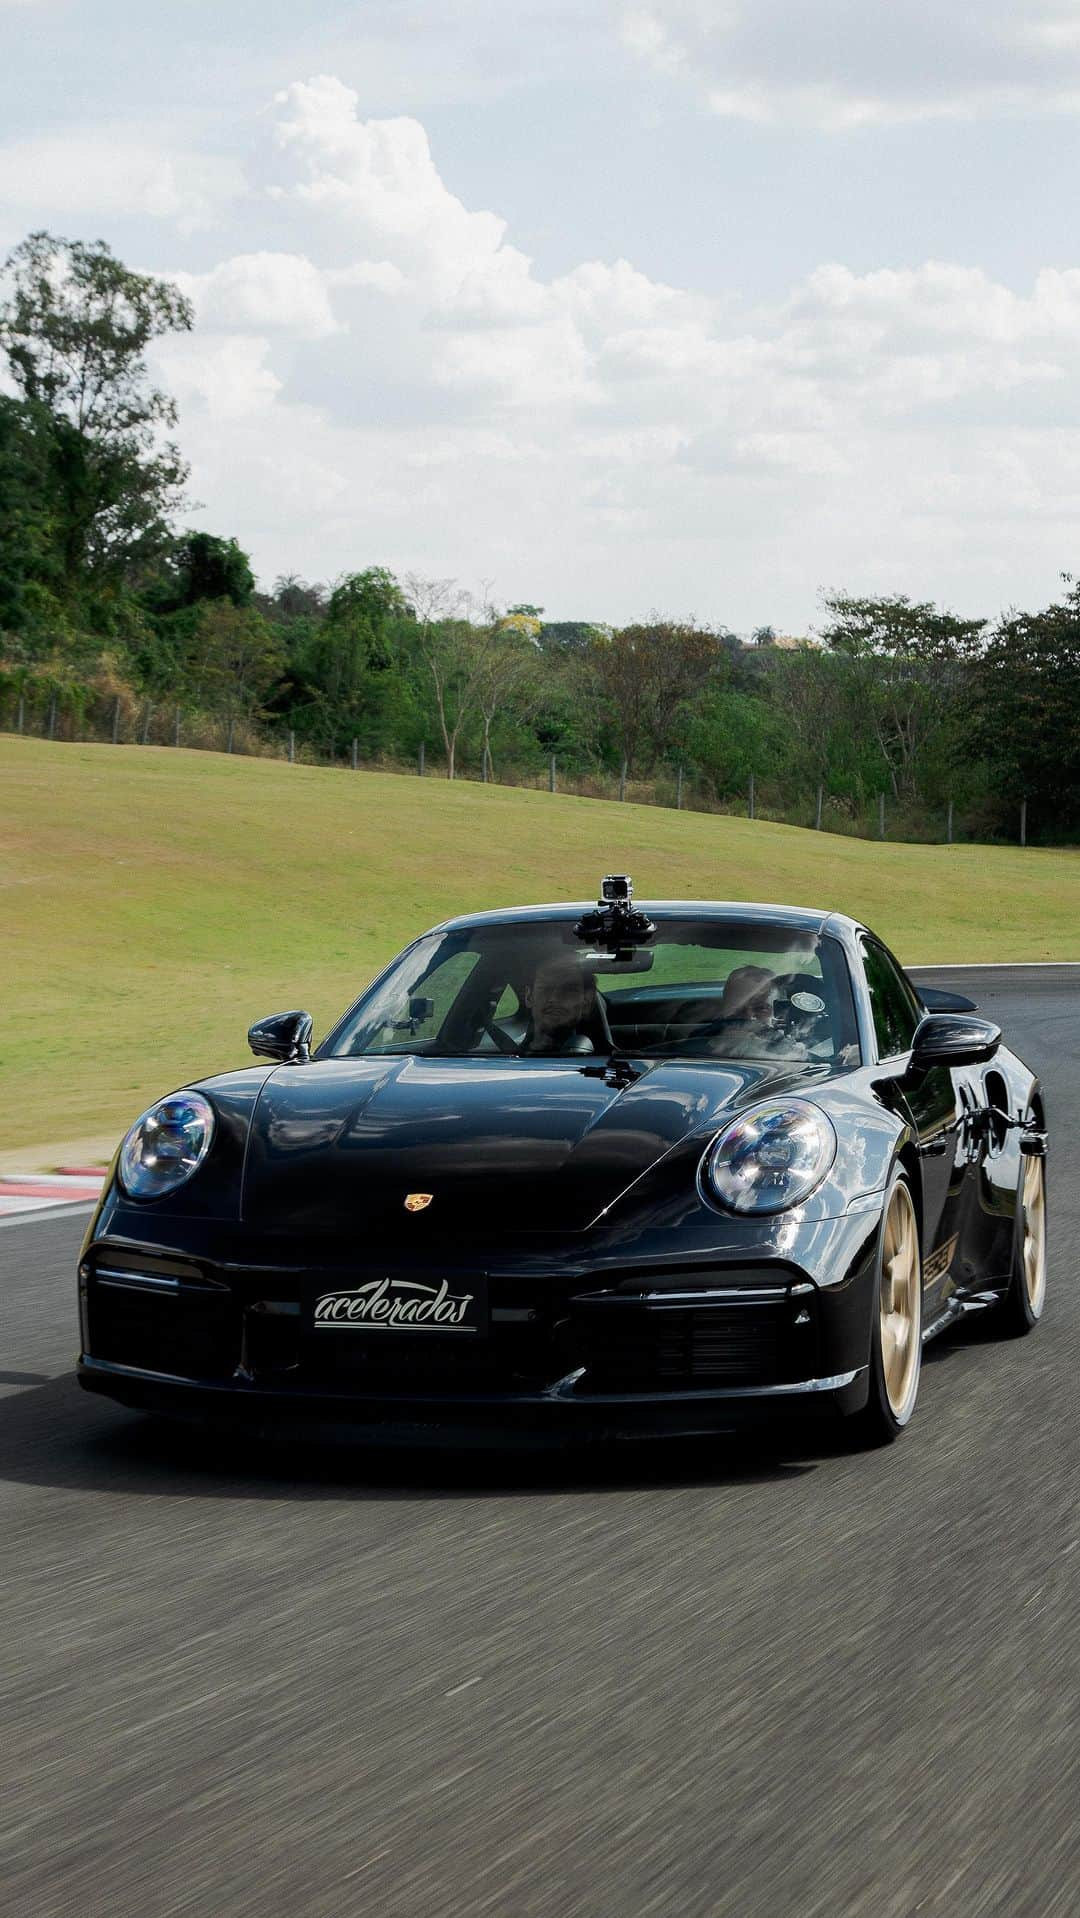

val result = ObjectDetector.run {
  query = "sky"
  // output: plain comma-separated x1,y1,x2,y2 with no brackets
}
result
3,0,1080,631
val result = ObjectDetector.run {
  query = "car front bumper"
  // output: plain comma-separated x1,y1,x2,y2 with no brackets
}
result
77,1353,869,1441
76,1213,879,1439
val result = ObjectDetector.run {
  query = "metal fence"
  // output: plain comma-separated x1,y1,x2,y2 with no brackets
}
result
0,695,1045,850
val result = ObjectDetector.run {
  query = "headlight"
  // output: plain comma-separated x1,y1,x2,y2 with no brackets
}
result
701,1098,836,1214
118,1092,215,1201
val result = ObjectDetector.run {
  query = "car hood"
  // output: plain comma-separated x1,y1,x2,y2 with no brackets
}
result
239,1053,829,1245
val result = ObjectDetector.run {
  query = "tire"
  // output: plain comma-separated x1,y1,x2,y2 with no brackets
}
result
849,1168,923,1446
995,1149,1047,1338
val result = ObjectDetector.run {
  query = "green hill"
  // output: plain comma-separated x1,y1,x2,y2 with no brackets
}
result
2,736,1077,1157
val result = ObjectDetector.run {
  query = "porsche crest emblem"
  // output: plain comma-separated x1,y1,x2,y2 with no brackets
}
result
404,1192,434,1213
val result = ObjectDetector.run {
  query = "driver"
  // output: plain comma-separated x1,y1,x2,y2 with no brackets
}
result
522,954,598,1054
707,964,807,1060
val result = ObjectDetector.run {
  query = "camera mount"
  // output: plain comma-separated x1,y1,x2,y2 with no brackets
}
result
574,875,656,952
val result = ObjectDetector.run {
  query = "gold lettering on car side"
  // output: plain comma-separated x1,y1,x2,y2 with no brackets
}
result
923,1233,958,1287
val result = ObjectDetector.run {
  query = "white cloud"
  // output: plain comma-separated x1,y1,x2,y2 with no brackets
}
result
0,127,243,232
269,77,517,305
133,79,1080,627
173,253,340,338
154,334,283,420
620,1,1080,129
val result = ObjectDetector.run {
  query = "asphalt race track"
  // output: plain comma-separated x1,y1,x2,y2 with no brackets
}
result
1,968,1077,1918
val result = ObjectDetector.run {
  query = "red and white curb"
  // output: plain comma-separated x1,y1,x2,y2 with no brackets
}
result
0,1168,107,1218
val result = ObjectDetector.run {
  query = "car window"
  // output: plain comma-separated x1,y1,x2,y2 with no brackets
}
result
342,946,481,1055
860,936,922,1059
327,918,860,1065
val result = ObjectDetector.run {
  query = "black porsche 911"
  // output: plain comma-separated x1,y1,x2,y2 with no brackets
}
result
78,880,1048,1445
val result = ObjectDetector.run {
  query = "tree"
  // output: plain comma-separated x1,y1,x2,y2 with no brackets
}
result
173,532,254,607
184,600,284,722
539,621,607,654
474,618,543,779
270,574,326,621
0,395,58,634
268,567,417,757
966,579,1080,828
590,619,720,773
497,609,543,644
767,645,863,800
405,574,497,779
326,568,411,659
683,682,788,798
0,231,193,587
818,593,985,804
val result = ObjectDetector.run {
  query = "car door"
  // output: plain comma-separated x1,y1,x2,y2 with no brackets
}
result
858,935,965,1322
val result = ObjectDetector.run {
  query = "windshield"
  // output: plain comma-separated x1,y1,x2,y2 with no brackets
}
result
324,916,861,1068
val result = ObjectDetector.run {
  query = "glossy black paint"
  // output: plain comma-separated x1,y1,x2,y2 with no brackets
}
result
77,902,1044,1438
910,1012,1002,1069
247,1009,312,1064
918,985,978,1014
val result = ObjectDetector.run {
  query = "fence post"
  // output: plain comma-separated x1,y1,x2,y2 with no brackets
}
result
288,729,295,764
878,792,885,840
549,754,556,794
946,797,953,846
16,695,24,734
351,737,358,771
227,718,235,754
619,757,627,802
748,773,755,820
418,741,425,777
1020,798,1027,848
46,694,57,741
141,703,152,745
111,697,121,745
815,783,823,831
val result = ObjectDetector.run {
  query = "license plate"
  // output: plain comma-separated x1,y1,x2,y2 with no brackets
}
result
312,1274,488,1336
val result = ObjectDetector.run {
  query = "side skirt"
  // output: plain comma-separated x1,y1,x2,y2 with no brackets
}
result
922,1289,1007,1343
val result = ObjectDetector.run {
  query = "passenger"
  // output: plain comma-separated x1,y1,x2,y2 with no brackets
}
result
522,954,597,1054
708,964,807,1060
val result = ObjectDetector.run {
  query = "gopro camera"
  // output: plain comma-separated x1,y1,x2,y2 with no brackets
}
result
575,875,654,950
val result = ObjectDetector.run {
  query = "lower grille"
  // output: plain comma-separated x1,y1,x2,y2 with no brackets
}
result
577,1302,793,1393
299,1329,558,1394
86,1275,238,1381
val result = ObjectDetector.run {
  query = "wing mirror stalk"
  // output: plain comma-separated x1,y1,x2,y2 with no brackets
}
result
909,1012,1001,1071
248,1010,313,1064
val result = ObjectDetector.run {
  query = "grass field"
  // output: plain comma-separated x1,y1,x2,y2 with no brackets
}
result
3,735,1078,1160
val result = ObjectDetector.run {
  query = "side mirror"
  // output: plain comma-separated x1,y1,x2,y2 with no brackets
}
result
248,1009,313,1064
910,1011,1000,1070
918,985,977,1013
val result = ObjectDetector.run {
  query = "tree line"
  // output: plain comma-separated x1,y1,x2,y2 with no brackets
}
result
2,231,1079,841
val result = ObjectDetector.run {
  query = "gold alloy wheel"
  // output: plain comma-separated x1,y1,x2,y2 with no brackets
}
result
880,1180,921,1420
1022,1155,1047,1317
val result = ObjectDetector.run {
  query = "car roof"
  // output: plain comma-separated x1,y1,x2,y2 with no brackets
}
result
431,900,860,938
